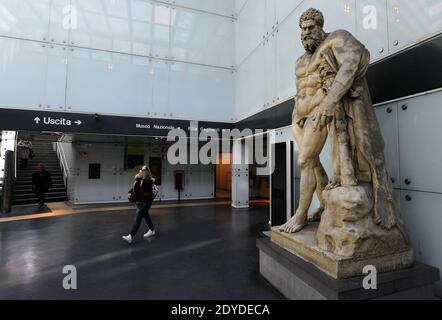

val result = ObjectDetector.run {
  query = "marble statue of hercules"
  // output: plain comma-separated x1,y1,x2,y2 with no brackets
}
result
281,8,371,233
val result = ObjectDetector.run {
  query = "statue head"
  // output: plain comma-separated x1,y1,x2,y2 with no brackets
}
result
299,8,326,53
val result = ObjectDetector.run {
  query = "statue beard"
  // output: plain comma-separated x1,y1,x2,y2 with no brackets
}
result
302,35,322,53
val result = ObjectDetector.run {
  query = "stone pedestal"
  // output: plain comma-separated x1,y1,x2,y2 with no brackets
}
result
271,225,414,279
271,183,414,279
258,236,440,300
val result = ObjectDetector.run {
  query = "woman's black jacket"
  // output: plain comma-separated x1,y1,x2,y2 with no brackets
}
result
134,176,154,204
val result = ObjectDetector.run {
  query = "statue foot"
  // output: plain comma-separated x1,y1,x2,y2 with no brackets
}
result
279,212,307,234
308,207,324,222
325,180,341,191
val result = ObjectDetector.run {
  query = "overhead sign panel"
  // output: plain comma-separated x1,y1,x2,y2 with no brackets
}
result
0,109,233,137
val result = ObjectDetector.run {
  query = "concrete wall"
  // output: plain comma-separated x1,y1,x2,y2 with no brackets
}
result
0,0,235,122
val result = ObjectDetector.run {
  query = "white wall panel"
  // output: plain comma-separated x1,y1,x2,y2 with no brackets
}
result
0,0,53,42
234,42,267,120
236,35,275,121
275,10,301,104
388,0,442,53
171,6,234,67
355,0,389,61
235,0,248,15
72,143,124,202
71,0,171,58
400,190,442,297
150,2,172,58
169,62,234,122
266,0,276,31
66,47,153,116
116,170,137,201
235,0,266,65
375,103,400,189
70,0,125,53
263,35,276,110
174,0,235,17
0,38,46,110
48,0,70,44
398,90,442,194
130,0,154,56
160,160,214,201
151,59,170,118
182,165,215,199
45,45,68,111
74,171,118,202
275,0,303,25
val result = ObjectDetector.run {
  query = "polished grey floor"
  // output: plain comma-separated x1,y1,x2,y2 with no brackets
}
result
0,204,282,300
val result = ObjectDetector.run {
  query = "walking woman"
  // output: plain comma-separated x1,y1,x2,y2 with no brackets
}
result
123,165,156,244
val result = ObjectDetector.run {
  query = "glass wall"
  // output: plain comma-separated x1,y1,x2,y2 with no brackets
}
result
0,0,235,122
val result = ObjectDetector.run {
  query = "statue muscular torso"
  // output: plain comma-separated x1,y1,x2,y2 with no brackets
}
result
294,50,335,121
295,54,323,118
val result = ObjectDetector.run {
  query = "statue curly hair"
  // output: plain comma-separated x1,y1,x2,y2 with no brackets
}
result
299,8,324,28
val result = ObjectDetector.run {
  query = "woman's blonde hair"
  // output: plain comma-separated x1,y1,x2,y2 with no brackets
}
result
141,165,154,180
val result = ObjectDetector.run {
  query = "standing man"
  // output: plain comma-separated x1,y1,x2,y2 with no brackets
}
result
17,140,33,170
32,163,53,209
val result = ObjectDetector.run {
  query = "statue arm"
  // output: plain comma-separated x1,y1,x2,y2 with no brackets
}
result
321,34,364,108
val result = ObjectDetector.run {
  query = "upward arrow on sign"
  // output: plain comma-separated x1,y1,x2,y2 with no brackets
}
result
34,117,41,124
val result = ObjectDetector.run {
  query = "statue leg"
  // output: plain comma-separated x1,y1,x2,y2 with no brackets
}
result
292,115,328,223
335,107,357,187
309,163,328,222
281,117,328,233
326,118,342,190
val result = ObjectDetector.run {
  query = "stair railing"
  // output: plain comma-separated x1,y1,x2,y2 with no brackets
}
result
55,142,71,188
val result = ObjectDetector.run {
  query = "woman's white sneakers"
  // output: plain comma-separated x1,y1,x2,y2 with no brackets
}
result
144,230,156,238
122,235,133,244
122,231,155,244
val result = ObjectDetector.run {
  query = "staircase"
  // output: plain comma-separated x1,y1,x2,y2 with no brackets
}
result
12,137,68,206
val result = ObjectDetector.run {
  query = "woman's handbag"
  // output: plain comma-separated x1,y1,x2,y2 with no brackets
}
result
128,188,138,203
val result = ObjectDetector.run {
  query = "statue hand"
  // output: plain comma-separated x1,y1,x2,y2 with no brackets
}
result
313,102,334,131
296,118,306,128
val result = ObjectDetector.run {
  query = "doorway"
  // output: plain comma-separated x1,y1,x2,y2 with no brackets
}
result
215,153,232,200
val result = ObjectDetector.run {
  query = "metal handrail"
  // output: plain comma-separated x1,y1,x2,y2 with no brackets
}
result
55,142,71,186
